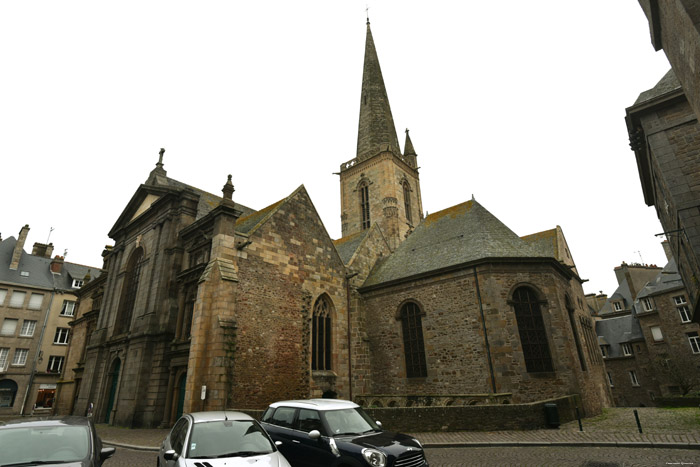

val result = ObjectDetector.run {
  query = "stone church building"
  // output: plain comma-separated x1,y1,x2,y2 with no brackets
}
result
65,22,611,427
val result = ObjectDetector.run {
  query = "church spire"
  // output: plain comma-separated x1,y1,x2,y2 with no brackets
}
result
404,129,416,156
356,21,401,162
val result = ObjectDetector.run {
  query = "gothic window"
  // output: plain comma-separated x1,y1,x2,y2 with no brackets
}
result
360,182,370,230
115,247,143,335
402,180,412,224
400,301,427,378
512,287,553,373
312,295,332,371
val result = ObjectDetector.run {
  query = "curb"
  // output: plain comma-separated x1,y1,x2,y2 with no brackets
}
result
103,441,160,452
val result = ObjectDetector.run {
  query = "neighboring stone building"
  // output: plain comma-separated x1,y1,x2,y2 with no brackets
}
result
67,21,612,427
0,225,98,416
595,249,700,406
629,2,700,320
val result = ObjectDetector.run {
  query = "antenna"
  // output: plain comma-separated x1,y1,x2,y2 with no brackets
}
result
635,250,644,263
63,249,68,258
46,227,54,244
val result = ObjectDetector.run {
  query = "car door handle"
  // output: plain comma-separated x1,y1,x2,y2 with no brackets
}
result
292,440,301,443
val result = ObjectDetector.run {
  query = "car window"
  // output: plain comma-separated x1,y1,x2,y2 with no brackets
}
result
322,408,378,435
296,409,325,434
268,406,297,428
0,425,89,466
170,418,189,454
187,420,274,459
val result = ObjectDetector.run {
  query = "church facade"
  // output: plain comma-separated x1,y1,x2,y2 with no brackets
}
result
65,22,611,427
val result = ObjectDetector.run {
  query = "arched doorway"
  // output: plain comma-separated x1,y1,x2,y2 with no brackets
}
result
0,379,18,408
104,358,121,423
175,373,186,421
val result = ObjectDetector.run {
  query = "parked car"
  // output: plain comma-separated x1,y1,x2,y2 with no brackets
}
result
261,399,428,467
0,415,116,466
158,411,291,467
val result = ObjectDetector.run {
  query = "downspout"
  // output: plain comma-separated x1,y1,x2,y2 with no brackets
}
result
345,272,358,401
21,291,55,415
473,267,496,393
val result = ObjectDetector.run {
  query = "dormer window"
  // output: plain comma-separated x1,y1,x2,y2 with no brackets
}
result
641,298,654,312
72,279,84,289
621,343,633,356
613,301,623,312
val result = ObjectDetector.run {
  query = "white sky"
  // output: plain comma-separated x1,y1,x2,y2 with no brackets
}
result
1,1,672,297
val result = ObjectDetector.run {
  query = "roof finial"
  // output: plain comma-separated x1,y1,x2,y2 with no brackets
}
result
157,148,165,169
365,4,370,24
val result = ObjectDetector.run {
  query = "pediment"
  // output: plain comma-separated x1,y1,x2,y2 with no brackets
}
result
108,184,173,238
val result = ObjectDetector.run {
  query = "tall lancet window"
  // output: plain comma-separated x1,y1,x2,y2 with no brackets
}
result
403,180,412,224
115,247,143,335
512,286,554,373
312,295,332,371
360,182,371,230
400,301,427,378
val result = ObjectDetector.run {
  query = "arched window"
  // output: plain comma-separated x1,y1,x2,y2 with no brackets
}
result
359,182,370,230
402,180,412,224
312,295,332,371
512,286,553,373
400,302,427,378
115,247,143,335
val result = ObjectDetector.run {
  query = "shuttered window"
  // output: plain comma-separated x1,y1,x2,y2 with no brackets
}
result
28,293,44,310
9,291,26,308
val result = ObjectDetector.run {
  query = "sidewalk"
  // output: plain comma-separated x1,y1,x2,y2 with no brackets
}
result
96,407,700,452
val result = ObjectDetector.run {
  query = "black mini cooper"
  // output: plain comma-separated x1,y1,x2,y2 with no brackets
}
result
261,399,428,467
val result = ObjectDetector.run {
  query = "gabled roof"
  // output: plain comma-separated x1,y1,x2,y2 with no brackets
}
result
333,230,369,265
0,237,100,291
362,200,547,288
598,278,634,316
110,170,255,238
521,225,578,275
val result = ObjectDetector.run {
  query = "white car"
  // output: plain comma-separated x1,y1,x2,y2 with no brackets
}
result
159,411,291,467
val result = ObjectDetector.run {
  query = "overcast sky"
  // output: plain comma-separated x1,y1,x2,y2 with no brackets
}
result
1,1,672,297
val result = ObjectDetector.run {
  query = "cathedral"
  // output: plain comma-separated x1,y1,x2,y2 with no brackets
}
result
66,21,611,427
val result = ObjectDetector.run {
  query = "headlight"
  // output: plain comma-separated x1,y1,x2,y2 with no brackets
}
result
362,448,387,467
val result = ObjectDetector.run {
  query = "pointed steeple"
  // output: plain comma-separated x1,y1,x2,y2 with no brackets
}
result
404,129,416,156
356,21,401,162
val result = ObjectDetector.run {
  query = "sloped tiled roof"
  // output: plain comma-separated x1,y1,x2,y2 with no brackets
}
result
235,198,285,235
598,278,634,316
333,230,369,265
362,200,546,288
162,176,256,221
595,314,644,358
634,259,684,301
0,237,101,291
521,228,558,257
634,69,681,105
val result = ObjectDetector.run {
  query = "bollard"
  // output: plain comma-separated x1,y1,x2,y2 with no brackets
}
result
633,409,643,433
575,406,583,432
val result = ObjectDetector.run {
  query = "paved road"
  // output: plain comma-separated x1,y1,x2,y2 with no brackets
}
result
107,445,700,467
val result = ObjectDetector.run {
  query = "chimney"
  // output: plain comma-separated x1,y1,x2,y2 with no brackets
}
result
32,242,54,258
50,255,64,274
10,225,30,270
661,240,673,262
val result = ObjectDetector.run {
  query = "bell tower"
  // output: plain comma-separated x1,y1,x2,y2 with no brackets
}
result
338,20,423,250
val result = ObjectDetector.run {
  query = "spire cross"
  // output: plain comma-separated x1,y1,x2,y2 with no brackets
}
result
365,5,369,23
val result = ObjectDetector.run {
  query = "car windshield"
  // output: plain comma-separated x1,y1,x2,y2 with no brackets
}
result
187,420,275,459
0,425,90,466
322,408,380,436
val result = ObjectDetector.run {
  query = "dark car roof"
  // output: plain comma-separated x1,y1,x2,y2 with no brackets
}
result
268,399,359,411
0,416,92,429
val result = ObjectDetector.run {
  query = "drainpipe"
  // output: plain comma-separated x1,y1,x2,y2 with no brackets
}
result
345,272,358,401
21,291,55,415
473,268,496,393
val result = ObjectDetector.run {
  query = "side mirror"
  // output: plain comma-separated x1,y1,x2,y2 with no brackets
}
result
100,447,116,461
163,449,179,461
308,430,321,440
375,421,382,428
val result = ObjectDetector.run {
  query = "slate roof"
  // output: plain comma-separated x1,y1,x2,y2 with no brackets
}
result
595,314,644,358
0,237,100,291
634,69,681,105
521,228,558,258
333,230,369,265
597,277,634,316
634,259,684,301
362,200,546,288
